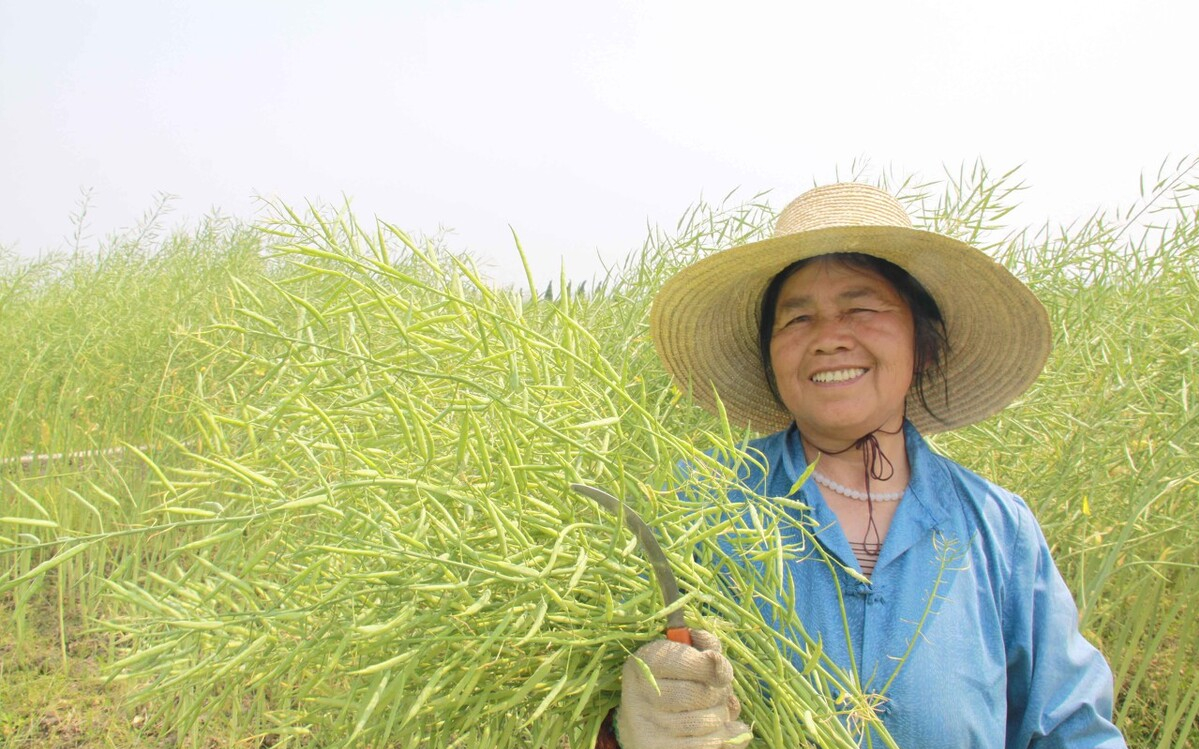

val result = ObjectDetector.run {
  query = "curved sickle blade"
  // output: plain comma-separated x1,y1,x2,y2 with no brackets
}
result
571,483,690,643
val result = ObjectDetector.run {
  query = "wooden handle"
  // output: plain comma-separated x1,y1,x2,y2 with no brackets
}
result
665,626,692,646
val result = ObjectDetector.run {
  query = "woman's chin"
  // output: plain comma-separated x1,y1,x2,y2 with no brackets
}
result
793,411,904,445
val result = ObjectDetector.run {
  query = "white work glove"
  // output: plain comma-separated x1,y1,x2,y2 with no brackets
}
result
616,629,752,749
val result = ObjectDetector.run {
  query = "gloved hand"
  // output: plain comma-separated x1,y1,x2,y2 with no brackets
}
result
616,629,751,749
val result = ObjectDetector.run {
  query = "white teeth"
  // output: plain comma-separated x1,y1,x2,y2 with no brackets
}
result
811,368,867,383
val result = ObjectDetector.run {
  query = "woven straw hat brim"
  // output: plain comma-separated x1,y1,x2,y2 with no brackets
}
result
650,224,1052,435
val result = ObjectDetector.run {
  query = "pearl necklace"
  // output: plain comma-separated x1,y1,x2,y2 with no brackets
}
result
812,471,905,502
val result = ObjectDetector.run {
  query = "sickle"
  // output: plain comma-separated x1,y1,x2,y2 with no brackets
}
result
571,483,692,646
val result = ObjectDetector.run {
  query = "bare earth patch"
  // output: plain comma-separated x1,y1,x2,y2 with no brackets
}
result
0,591,158,748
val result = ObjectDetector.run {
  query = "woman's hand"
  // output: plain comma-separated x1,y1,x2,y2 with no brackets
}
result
616,630,752,749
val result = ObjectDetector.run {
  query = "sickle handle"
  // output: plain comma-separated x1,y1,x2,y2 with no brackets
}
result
665,626,693,646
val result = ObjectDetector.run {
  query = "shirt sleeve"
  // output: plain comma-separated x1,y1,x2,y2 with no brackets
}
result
1002,504,1127,749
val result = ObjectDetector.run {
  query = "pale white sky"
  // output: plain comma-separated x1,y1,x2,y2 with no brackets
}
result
2,0,1196,288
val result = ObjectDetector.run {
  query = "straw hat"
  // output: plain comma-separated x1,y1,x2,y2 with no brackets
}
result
649,182,1052,435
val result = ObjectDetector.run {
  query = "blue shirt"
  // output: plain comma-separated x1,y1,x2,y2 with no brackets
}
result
709,422,1126,748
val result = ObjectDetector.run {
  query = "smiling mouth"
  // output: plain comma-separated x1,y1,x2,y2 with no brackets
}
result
810,368,867,384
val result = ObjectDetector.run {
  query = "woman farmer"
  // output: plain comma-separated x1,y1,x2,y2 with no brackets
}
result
600,184,1127,748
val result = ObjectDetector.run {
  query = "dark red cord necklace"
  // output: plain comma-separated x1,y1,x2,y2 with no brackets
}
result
803,422,903,556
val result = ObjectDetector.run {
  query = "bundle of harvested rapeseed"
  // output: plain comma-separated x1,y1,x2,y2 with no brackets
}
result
102,204,896,748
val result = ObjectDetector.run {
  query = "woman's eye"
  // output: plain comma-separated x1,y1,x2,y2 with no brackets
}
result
784,315,810,326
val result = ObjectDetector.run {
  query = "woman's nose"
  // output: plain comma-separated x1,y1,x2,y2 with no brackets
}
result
810,315,854,353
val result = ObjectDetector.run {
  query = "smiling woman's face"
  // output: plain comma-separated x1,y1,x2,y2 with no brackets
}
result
769,258,916,445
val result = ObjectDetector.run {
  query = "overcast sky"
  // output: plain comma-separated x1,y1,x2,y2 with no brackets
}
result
2,1,1196,288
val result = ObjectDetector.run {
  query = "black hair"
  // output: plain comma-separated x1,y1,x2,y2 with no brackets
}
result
757,252,950,423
